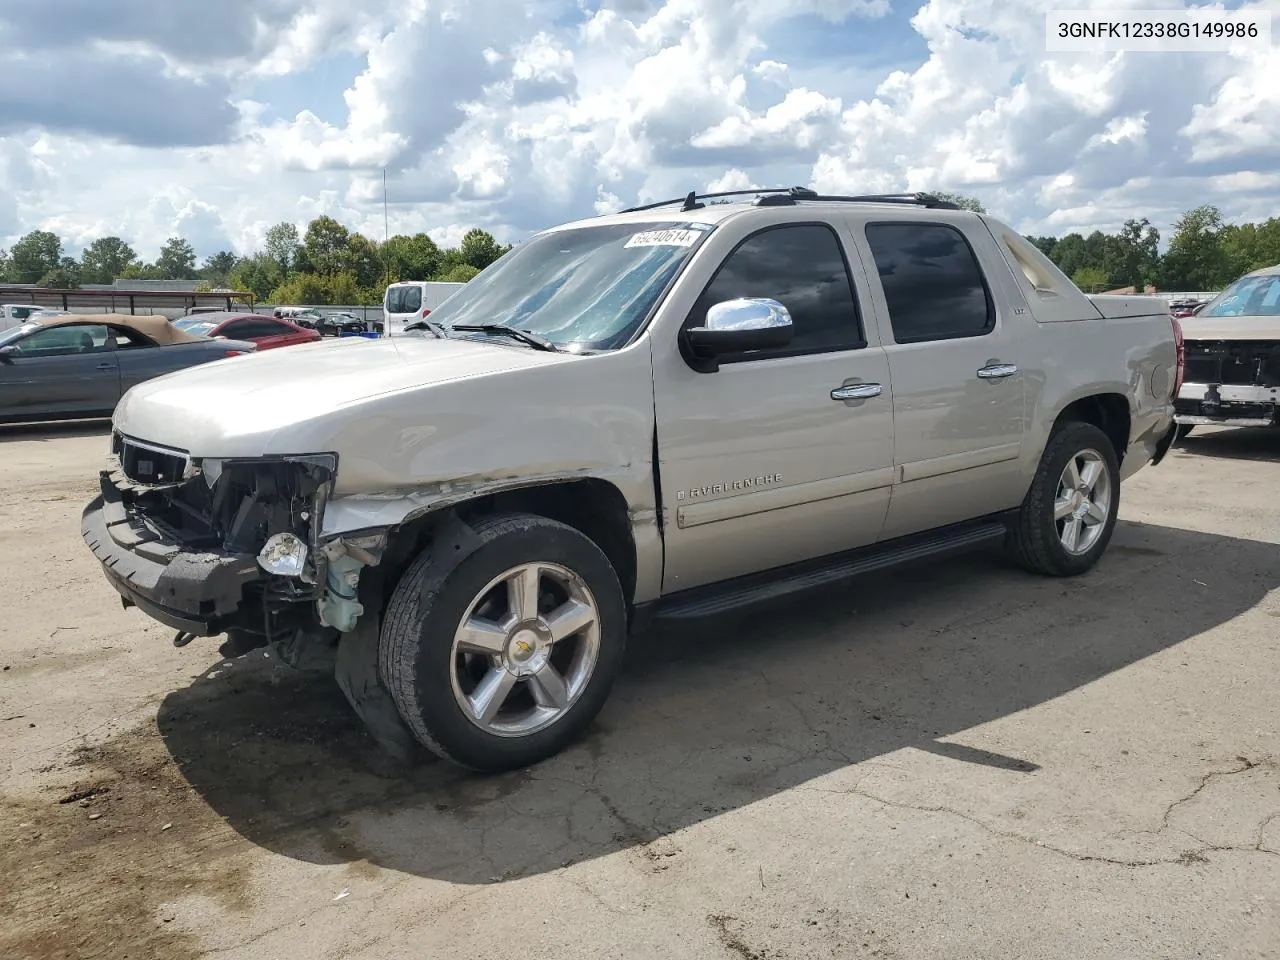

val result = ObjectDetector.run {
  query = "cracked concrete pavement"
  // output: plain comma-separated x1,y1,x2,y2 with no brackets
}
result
1,421,1277,960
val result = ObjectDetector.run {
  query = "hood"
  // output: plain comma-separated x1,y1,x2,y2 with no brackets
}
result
1179,315,1280,341
113,334,576,456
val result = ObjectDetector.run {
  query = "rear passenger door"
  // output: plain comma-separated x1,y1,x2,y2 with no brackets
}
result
858,219,1028,540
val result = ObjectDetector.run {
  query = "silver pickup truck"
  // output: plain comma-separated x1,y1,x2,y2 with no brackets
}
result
81,189,1181,774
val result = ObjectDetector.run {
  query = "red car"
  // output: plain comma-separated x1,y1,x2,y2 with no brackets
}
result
172,312,322,350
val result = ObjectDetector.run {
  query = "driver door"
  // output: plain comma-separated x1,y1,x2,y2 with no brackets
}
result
0,323,120,420
650,219,895,594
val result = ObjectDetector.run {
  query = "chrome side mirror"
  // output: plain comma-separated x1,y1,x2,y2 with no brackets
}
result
683,298,794,372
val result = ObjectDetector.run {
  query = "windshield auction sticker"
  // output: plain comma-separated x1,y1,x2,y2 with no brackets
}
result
625,229,702,248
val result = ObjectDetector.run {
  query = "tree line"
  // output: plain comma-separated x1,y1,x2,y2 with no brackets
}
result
1,199,1276,304
0,216,511,305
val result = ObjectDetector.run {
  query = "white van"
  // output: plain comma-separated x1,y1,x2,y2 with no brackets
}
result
1,304,48,332
382,281,465,337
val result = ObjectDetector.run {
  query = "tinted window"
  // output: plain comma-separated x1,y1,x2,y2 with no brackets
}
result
226,319,286,338
386,286,422,313
690,224,863,356
865,223,994,343
16,324,110,356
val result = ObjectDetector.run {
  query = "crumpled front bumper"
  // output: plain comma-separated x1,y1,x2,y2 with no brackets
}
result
81,473,262,636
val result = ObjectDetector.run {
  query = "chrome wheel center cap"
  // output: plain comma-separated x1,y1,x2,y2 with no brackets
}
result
505,625,549,676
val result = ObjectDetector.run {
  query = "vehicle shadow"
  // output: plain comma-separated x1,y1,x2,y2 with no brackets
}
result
154,519,1279,884
1173,426,1280,463
0,419,112,442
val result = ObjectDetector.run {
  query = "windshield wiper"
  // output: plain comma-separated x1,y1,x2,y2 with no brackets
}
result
449,324,560,352
404,319,450,339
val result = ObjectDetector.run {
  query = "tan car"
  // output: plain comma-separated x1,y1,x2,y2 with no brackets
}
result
1173,263,1280,438
81,190,1180,773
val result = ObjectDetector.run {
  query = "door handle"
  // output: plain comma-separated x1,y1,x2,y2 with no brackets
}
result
831,383,882,401
977,363,1017,379
95,362,114,370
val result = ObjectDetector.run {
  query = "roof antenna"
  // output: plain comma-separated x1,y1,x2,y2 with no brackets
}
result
681,191,705,211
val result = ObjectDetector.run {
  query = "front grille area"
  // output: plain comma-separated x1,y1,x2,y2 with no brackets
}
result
1184,340,1280,387
114,434,190,485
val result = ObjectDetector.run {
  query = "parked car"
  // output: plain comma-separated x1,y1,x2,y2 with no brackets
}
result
81,189,1179,774
382,281,465,336
0,313,255,425
173,312,322,350
318,312,370,336
1,303,48,332
1169,298,1210,319
274,307,325,330
1173,263,1280,439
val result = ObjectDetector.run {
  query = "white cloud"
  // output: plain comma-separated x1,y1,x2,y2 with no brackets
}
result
1,0,1278,261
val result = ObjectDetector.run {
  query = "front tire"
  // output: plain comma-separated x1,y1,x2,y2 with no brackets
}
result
1009,421,1121,577
380,513,627,772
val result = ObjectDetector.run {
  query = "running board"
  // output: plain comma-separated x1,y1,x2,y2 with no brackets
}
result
652,519,1010,622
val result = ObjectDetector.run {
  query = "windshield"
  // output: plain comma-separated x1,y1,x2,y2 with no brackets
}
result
1197,274,1280,318
0,322,39,347
173,318,219,336
386,285,422,314
425,222,712,349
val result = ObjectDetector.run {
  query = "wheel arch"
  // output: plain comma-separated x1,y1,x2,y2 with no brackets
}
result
370,477,641,617
1048,391,1131,464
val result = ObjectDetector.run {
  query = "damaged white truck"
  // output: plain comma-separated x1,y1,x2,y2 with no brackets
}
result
82,189,1181,774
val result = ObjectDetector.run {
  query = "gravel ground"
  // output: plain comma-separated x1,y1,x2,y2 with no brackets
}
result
1,421,1277,960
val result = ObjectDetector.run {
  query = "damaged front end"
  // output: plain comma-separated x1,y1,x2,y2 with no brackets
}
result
1176,339,1280,428
82,432,381,664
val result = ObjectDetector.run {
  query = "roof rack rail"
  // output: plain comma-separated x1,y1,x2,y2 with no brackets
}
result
618,187,961,214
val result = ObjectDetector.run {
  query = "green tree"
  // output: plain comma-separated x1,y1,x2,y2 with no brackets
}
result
459,228,507,270
264,221,301,272
1113,218,1160,290
303,215,350,275
268,272,330,305
1048,233,1087,277
156,236,197,279
1160,205,1230,290
343,233,382,289
38,265,80,289
930,192,986,213
1026,236,1058,259
121,261,163,281
324,271,362,305
1071,266,1110,292
199,251,238,287
383,233,442,282
10,230,63,283
229,254,282,301
80,236,137,284
0,247,11,282
437,263,480,283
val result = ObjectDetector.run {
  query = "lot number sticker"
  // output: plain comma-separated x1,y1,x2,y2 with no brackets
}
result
625,229,701,248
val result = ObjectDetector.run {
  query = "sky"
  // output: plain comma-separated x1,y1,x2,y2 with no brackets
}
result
0,0,1277,261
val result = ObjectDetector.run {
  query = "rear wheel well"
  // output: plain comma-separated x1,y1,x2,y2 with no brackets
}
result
1053,394,1130,462
379,479,638,612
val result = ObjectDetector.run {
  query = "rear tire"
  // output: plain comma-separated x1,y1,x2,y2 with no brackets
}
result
1009,421,1121,577
380,513,627,772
